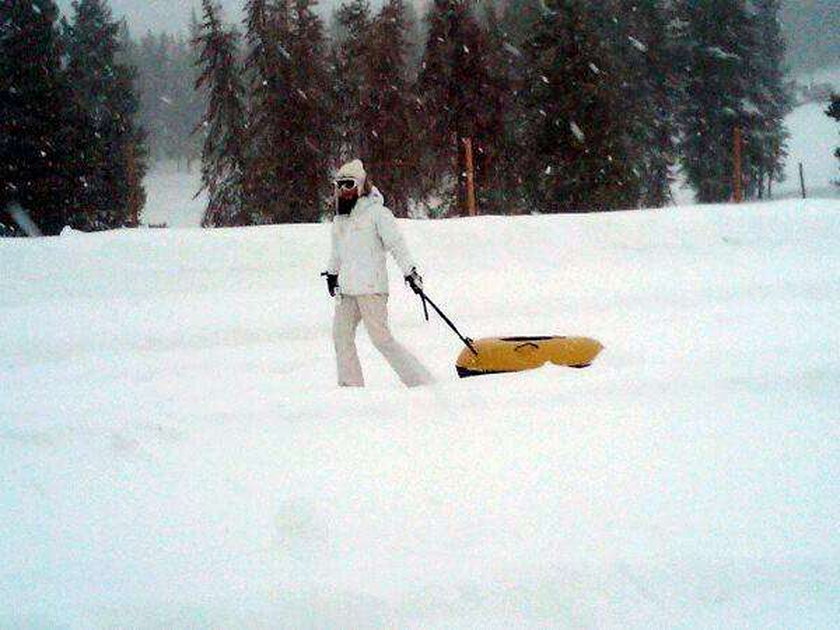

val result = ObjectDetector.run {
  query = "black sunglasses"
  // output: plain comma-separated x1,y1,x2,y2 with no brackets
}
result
334,179,358,191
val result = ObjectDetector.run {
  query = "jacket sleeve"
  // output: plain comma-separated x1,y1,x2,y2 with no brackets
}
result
374,206,416,276
326,220,340,274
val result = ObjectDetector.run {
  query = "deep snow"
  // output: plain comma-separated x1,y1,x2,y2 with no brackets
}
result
1,194,839,628
778,101,839,200
779,64,838,200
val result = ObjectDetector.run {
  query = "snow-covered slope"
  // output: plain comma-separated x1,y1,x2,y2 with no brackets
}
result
140,161,206,228
1,198,838,628
779,100,839,200
795,65,840,90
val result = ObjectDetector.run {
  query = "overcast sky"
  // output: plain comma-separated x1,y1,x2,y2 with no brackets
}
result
54,0,270,36
53,0,379,35
54,0,837,73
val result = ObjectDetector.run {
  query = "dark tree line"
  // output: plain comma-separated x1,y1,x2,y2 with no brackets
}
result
196,0,793,226
2,0,794,234
1,0,146,236
677,0,790,202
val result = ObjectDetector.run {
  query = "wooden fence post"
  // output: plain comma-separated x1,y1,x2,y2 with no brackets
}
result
463,137,477,217
733,126,743,203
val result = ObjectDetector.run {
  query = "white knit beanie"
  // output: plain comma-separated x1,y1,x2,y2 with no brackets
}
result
335,159,366,185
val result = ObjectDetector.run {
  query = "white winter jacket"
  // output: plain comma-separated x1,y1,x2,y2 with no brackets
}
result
326,187,416,295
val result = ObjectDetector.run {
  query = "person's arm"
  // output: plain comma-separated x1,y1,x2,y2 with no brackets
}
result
323,221,340,296
374,206,415,276
326,220,340,275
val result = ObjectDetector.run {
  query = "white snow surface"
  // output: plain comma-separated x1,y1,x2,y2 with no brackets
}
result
778,102,839,200
2,195,839,629
778,64,839,201
140,161,206,228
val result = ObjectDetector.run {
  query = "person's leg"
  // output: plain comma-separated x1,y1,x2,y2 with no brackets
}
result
333,296,364,387
358,294,434,387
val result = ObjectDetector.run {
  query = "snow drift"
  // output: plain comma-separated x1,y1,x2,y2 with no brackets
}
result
1,198,838,629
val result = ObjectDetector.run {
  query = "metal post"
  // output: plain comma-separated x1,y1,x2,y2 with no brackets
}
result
799,162,806,199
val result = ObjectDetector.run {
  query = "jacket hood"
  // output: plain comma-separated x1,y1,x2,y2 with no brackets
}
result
365,186,384,205
335,159,367,186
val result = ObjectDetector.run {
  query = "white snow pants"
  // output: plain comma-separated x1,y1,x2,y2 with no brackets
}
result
333,294,433,387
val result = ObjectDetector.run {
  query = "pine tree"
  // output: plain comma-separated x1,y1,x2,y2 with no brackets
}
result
518,0,639,212
362,0,419,215
63,0,147,229
131,32,203,168
243,0,294,223
676,0,756,203
134,33,165,161
194,0,250,227
0,0,84,235
286,0,333,221
414,0,454,206
416,0,496,215
476,0,518,213
186,10,208,169
244,0,330,223
499,0,543,50
332,0,373,160
611,0,680,208
747,0,790,199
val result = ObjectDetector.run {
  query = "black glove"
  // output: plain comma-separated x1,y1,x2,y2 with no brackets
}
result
323,272,338,297
405,268,423,295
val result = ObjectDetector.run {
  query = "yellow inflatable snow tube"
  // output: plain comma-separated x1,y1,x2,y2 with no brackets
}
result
456,336,603,377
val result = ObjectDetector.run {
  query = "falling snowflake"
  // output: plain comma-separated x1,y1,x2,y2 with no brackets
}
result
588,63,600,75
741,98,760,115
628,36,648,52
544,165,552,175
540,75,550,84
503,42,522,57
570,121,585,142
706,46,740,61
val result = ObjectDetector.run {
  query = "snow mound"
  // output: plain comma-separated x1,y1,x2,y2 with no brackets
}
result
1,199,838,628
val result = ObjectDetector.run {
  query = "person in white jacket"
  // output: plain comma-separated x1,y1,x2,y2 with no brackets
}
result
324,159,434,387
